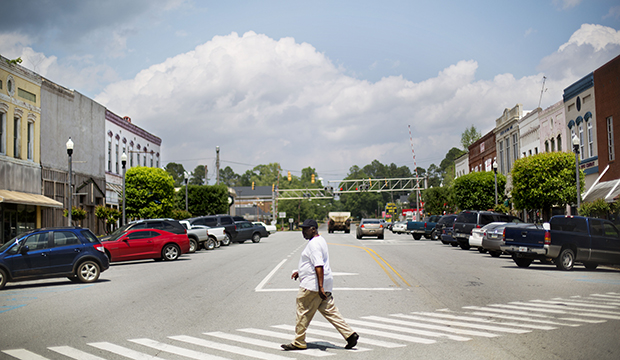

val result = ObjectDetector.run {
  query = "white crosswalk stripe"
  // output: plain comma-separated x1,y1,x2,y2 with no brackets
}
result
2,291,619,359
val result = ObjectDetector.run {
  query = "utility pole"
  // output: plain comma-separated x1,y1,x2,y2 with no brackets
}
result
216,146,220,185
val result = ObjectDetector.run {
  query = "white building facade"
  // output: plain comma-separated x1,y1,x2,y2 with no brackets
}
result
105,110,162,210
519,108,541,158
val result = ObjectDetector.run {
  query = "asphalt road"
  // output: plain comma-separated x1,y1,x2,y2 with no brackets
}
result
1,224,619,360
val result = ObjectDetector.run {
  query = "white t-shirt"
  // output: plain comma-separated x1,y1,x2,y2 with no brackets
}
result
298,234,333,292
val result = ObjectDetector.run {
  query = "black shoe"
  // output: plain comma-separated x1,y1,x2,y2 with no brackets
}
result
345,332,359,349
281,343,305,351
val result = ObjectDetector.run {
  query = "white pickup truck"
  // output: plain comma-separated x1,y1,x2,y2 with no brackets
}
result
179,220,227,252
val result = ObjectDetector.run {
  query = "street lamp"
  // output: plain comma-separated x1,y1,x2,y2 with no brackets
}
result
121,152,127,225
572,134,581,213
492,160,498,205
66,138,74,226
184,171,189,212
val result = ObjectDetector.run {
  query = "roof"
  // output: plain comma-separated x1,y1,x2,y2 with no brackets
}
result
0,189,63,208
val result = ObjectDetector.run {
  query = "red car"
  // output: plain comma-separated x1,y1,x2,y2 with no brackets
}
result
101,229,190,262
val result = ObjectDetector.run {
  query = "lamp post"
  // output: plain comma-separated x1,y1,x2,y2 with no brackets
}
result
66,138,74,226
121,152,127,225
184,171,189,212
493,160,498,206
572,134,581,214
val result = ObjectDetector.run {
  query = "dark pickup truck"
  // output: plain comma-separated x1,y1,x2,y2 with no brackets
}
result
407,215,442,240
501,215,620,270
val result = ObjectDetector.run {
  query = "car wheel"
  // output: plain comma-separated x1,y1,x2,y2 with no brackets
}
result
555,248,575,271
188,238,198,253
460,244,471,250
222,233,232,246
478,248,487,254
584,262,598,270
252,233,261,243
76,261,100,283
412,234,421,240
450,243,458,247
489,251,502,257
0,268,7,290
431,230,439,240
205,238,216,250
162,244,181,261
513,256,533,268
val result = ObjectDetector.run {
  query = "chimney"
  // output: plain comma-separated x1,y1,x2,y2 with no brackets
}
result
123,116,131,123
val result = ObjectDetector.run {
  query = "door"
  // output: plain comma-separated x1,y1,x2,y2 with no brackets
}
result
48,231,83,274
590,220,620,264
8,232,52,279
113,230,156,261
236,222,253,241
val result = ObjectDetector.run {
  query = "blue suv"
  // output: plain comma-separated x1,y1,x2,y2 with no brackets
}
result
0,227,110,290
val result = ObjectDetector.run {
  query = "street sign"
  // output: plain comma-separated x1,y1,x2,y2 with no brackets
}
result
288,218,294,223
279,212,286,218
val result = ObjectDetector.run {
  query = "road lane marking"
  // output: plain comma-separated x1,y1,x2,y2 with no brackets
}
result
170,335,294,360
466,312,580,327
307,322,436,344
89,342,162,359
497,303,620,320
129,338,230,360
528,299,620,310
204,331,334,357
238,328,373,349
372,315,499,338
413,312,556,330
393,314,530,334
255,259,288,292
48,346,107,360
1,349,50,360
342,318,471,341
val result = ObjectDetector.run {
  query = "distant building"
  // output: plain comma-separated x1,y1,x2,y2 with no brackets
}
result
468,130,496,173
538,100,567,156
454,152,469,178
231,186,273,222
105,110,162,217
519,107,541,158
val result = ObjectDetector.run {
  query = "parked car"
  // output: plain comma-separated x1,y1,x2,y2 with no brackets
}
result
481,222,533,257
0,227,109,290
391,221,409,234
235,221,269,243
253,221,277,234
187,215,237,246
453,211,523,250
101,219,187,242
469,223,507,253
440,219,459,247
179,220,222,251
357,219,384,239
435,215,457,244
408,215,443,240
501,216,620,270
101,228,190,262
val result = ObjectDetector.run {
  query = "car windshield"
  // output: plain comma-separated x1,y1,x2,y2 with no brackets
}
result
363,219,380,224
104,224,134,241
0,238,19,252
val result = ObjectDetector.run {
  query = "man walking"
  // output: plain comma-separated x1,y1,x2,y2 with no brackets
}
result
281,219,359,351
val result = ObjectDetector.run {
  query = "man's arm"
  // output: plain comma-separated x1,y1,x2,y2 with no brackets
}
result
315,265,326,299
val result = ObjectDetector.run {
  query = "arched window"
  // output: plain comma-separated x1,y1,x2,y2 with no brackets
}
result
27,119,34,160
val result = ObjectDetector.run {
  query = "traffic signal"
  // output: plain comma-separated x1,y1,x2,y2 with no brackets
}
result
311,174,315,183
272,183,275,192
287,171,292,181
252,181,255,190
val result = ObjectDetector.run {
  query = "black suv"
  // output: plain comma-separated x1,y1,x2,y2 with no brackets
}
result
187,215,238,245
102,219,186,241
0,227,110,290
453,211,522,250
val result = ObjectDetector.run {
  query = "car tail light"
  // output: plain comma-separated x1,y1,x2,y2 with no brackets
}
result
94,244,105,253
360,224,365,228
503,228,506,240
544,231,551,245
380,224,383,228
424,222,427,229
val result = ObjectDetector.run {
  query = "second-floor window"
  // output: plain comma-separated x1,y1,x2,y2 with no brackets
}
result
512,134,518,162
587,121,593,158
115,140,119,174
150,153,153,167
107,139,112,172
608,117,615,161
27,121,33,160
557,135,562,152
579,125,585,157
13,117,20,159
0,112,5,154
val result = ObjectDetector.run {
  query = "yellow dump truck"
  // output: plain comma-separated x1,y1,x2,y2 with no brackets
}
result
328,212,351,233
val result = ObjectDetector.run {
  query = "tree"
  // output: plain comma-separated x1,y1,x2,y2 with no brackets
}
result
164,162,186,187
422,186,456,215
190,165,206,185
177,184,229,216
95,205,121,234
125,167,175,219
219,166,239,186
512,152,584,220
453,171,506,211
461,125,481,150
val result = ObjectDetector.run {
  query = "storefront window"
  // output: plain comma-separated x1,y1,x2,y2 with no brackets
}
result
1,203,36,244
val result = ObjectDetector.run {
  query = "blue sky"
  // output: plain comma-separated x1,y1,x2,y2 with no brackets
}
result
1,0,619,181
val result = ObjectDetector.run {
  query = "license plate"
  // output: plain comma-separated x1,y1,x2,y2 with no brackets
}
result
518,246,528,252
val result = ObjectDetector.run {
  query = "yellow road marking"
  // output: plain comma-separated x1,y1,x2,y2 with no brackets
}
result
329,243,411,287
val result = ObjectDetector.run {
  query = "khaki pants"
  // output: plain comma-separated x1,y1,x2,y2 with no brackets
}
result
293,287,354,348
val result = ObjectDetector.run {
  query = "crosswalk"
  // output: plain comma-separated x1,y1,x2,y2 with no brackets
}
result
3,292,619,359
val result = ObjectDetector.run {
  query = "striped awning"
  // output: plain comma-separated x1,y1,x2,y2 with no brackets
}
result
0,189,64,208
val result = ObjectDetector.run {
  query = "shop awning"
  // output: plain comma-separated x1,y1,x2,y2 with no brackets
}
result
582,179,620,203
106,182,123,196
0,189,64,208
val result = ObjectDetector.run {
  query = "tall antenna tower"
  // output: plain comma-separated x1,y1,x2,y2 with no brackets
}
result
538,76,547,108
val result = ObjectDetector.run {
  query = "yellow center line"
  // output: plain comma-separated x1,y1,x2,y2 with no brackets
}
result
329,243,411,287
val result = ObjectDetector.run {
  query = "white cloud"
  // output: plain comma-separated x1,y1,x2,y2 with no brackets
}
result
85,24,620,178
603,6,620,19
553,0,582,10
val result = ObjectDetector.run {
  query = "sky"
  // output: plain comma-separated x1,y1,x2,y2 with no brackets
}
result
1,0,620,183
